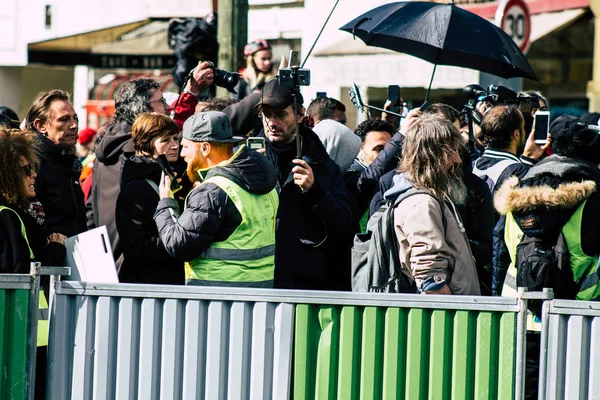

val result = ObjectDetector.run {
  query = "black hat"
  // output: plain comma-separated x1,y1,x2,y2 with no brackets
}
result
255,79,304,110
550,114,600,164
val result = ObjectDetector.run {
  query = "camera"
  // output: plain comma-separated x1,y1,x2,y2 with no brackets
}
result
462,84,538,126
278,50,311,88
188,62,240,94
206,62,240,94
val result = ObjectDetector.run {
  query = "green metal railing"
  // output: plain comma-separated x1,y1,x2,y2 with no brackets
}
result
294,304,517,400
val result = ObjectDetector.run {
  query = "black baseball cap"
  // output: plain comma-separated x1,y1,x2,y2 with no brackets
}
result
255,78,304,110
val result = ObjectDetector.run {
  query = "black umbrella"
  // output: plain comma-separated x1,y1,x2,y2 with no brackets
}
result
340,1,538,102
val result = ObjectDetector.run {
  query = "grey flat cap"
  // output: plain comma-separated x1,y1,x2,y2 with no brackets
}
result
182,111,245,143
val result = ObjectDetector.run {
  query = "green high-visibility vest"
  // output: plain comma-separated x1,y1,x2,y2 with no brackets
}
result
0,206,48,346
503,199,600,330
184,175,279,288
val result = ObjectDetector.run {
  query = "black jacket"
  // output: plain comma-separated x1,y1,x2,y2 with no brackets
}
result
34,133,86,237
154,146,277,262
116,156,185,285
492,155,600,295
261,127,353,290
0,206,65,275
86,121,134,269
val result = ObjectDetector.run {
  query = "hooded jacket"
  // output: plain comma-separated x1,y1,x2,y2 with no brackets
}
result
34,133,87,237
492,155,600,294
312,120,362,173
116,155,184,285
260,126,353,290
86,121,134,269
387,174,481,295
154,146,278,263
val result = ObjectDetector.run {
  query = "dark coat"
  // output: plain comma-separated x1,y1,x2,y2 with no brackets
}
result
261,127,353,290
116,155,185,285
492,156,600,295
154,146,277,262
86,121,133,269
34,133,86,237
0,206,65,275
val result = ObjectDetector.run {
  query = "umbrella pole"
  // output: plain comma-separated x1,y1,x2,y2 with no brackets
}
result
424,62,438,104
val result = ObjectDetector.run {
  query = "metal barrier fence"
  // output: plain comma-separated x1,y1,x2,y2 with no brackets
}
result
47,282,525,400
0,265,42,400
540,298,600,400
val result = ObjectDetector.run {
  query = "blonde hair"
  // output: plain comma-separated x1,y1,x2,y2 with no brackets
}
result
244,53,276,92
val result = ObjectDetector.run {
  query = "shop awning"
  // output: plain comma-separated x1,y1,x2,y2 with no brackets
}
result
28,20,150,52
317,8,587,57
90,21,171,55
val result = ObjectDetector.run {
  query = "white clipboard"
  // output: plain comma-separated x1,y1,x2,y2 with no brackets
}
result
64,226,119,283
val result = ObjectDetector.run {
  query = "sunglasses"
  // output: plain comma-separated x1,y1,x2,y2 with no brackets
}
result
21,164,34,176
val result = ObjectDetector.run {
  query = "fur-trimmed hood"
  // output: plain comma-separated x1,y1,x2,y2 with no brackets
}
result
494,176,596,215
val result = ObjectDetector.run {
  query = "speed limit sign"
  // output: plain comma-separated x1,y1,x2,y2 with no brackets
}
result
495,0,532,53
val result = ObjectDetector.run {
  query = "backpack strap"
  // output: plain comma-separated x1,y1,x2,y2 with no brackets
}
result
384,189,448,282
145,178,160,195
390,189,447,232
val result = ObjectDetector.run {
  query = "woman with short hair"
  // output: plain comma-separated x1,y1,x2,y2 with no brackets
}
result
116,113,184,284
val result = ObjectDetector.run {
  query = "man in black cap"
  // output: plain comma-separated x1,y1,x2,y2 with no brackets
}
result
255,79,353,290
492,114,600,399
154,111,279,287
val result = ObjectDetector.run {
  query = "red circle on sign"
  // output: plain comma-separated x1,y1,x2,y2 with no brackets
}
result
497,0,531,53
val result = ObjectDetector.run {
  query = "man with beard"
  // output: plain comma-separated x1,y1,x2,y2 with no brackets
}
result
154,111,279,287
24,89,86,238
88,65,213,270
473,105,550,195
388,115,480,295
255,79,352,290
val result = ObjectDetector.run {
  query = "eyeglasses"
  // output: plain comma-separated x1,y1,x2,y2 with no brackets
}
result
21,164,34,176
150,97,168,107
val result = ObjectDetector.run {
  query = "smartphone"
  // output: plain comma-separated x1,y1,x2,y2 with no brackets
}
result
288,50,299,67
387,85,401,114
316,92,327,98
246,137,265,151
156,154,182,192
534,111,550,144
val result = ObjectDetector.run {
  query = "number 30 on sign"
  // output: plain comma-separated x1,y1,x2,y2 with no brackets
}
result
495,0,532,54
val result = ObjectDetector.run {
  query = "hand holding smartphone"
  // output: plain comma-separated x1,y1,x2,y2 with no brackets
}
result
387,85,401,114
533,111,550,145
156,154,182,192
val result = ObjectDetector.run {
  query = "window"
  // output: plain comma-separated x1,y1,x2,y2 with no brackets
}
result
45,5,52,29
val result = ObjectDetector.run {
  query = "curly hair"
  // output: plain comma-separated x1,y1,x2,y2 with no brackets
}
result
112,78,160,125
354,119,395,141
0,128,39,205
131,113,179,156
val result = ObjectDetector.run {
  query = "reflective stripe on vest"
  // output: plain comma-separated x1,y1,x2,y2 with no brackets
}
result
185,175,278,287
0,206,48,346
502,199,600,330
473,159,519,192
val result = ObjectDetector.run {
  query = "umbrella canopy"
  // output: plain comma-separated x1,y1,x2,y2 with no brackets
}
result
340,1,538,81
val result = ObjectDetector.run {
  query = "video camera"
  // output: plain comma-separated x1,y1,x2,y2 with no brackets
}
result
278,50,311,88
462,84,539,125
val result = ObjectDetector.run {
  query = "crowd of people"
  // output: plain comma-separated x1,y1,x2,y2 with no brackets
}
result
2,38,600,399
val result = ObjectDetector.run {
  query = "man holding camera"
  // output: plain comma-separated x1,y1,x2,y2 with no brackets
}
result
154,111,279,287
256,79,353,290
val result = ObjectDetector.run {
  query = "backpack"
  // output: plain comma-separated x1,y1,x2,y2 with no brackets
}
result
351,189,446,293
513,226,579,318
